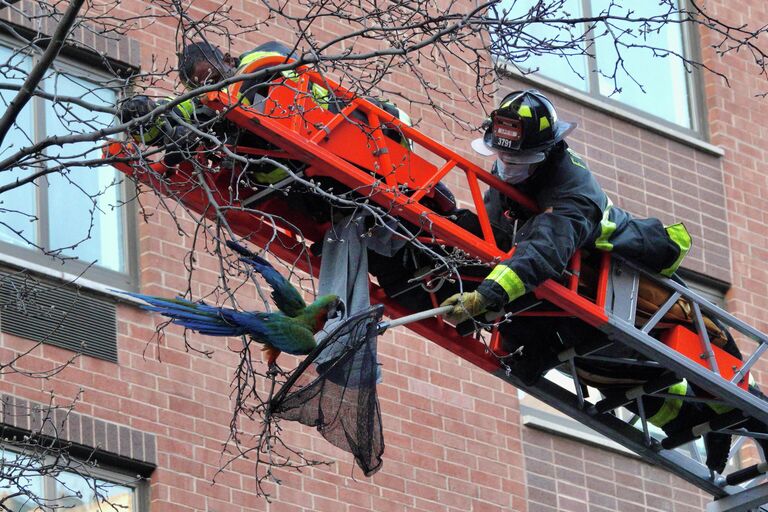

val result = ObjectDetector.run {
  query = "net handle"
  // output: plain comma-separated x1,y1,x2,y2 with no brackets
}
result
377,305,453,334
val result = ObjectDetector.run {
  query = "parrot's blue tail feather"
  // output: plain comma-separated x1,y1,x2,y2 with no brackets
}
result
120,291,248,337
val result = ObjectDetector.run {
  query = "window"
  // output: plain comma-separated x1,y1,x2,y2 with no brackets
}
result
0,449,146,511
0,41,136,290
491,0,702,133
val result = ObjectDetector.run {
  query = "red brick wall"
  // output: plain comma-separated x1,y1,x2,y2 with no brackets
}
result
2,1,767,511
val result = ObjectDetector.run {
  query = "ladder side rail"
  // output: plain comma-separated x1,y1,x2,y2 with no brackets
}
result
208,92,508,261
628,261,768,347
208,61,548,268
225,56,541,215
705,482,768,512
605,318,768,425
507,369,729,497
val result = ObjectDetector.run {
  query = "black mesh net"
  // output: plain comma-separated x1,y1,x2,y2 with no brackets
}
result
270,305,385,476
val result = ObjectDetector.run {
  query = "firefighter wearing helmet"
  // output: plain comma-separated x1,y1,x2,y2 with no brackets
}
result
442,90,692,328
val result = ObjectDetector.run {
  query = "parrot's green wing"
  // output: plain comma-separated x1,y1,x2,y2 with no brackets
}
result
258,315,318,355
227,241,307,316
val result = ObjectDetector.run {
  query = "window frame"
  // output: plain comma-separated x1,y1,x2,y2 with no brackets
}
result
0,35,139,292
493,0,711,143
0,447,150,511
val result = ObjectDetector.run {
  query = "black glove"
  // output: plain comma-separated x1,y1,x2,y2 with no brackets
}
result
162,125,198,166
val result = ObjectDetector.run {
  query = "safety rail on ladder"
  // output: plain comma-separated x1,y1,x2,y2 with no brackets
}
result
106,54,768,511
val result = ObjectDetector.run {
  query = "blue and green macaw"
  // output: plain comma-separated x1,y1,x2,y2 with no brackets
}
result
124,240,343,365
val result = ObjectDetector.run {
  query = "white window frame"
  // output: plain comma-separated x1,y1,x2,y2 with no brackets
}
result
0,36,138,292
492,0,713,148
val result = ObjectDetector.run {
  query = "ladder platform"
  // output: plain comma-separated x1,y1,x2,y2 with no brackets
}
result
107,55,768,510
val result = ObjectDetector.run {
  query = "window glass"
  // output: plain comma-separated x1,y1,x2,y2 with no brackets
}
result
0,46,36,247
54,470,136,511
44,70,124,272
491,0,697,131
592,0,692,128
0,451,45,512
0,450,140,512
0,40,131,281
495,0,588,92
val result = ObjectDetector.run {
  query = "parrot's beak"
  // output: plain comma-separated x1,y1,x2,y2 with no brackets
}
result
328,298,345,320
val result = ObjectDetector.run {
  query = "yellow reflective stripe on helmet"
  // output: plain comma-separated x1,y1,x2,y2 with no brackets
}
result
539,116,551,131
239,49,305,82
486,265,526,302
594,197,616,252
518,104,532,117
648,380,687,428
239,50,287,69
661,223,692,277
238,50,299,81
236,50,331,110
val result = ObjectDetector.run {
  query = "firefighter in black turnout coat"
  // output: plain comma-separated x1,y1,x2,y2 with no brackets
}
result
438,90,751,473
441,89,691,321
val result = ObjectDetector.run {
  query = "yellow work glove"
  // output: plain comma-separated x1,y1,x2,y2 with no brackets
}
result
440,291,488,324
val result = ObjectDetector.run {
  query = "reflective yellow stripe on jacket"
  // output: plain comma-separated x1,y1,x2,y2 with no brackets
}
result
486,264,526,302
132,98,194,144
594,196,616,252
661,223,692,277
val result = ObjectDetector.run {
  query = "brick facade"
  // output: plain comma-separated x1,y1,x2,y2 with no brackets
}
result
1,1,766,510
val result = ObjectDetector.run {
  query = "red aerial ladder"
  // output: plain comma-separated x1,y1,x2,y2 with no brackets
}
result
107,55,768,511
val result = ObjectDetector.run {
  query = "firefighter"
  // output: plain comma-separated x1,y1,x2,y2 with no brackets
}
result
119,41,309,180
176,40,414,183
441,89,691,324
438,89,751,471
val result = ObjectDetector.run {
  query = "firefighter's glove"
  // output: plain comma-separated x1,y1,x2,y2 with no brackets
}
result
440,291,488,324
162,125,198,167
